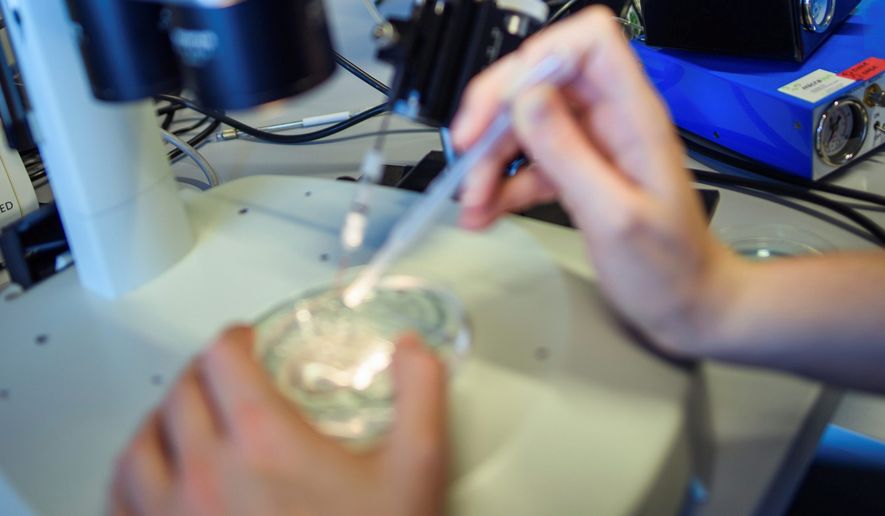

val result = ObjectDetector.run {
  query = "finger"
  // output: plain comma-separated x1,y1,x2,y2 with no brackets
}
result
160,363,219,467
517,6,664,128
116,411,172,516
452,6,671,154
460,164,557,230
524,7,658,111
387,333,447,458
199,326,318,444
459,135,520,212
487,164,559,219
451,56,522,151
519,8,683,183
460,202,496,231
108,476,136,516
511,84,643,223
452,71,527,219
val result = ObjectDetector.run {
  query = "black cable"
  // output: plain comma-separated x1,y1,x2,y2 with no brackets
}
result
24,240,68,258
333,51,391,96
161,109,176,130
155,94,389,145
543,0,581,27
692,169,885,246
288,127,438,146
693,170,885,242
682,130,885,209
168,119,222,162
176,177,212,191
156,103,185,117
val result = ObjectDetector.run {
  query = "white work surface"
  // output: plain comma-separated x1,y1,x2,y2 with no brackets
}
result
1,174,700,516
3,1,885,515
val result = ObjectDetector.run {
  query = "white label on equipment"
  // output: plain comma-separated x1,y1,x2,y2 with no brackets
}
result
0,169,21,228
778,69,856,103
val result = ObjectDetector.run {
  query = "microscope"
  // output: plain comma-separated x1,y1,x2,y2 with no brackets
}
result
0,0,337,298
0,2,699,515
0,0,553,297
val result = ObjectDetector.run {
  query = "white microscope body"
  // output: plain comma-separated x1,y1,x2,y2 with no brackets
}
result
1,0,193,298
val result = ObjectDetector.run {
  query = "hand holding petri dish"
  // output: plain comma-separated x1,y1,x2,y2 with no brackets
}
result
254,275,470,446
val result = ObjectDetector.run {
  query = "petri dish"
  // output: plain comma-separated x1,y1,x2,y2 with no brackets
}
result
254,275,470,445
718,224,832,261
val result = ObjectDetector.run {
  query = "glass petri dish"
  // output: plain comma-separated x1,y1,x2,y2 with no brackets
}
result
254,275,470,445
718,224,832,261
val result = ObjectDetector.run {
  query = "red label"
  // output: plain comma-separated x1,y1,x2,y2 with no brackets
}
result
838,57,885,81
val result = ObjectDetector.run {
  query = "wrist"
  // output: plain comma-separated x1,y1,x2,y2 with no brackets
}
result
648,243,748,360
682,245,750,358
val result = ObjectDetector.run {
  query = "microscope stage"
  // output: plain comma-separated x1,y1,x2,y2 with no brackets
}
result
0,175,693,516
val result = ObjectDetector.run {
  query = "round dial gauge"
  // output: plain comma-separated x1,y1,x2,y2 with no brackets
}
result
801,0,836,33
816,98,869,167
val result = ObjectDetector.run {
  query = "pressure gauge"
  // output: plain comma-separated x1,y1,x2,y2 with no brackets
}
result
816,98,869,166
801,0,836,33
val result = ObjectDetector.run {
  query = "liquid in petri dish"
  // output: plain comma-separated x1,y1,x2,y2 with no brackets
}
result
255,276,469,445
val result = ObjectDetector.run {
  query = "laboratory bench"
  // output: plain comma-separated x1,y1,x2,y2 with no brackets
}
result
2,0,885,515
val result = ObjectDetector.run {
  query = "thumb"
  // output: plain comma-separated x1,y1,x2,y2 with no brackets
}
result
388,333,448,456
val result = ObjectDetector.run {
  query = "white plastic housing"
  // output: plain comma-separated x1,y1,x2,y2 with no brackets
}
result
0,0,194,298
496,0,549,22
0,131,36,229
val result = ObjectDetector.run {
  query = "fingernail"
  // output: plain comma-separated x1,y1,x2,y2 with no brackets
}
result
394,333,422,360
460,207,492,231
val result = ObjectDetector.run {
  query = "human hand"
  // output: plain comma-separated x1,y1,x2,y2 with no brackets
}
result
451,6,741,354
110,327,447,516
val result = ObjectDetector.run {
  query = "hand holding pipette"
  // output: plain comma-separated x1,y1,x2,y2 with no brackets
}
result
342,49,580,307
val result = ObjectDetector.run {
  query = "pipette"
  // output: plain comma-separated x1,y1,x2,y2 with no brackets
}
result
342,49,579,307
337,114,392,286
